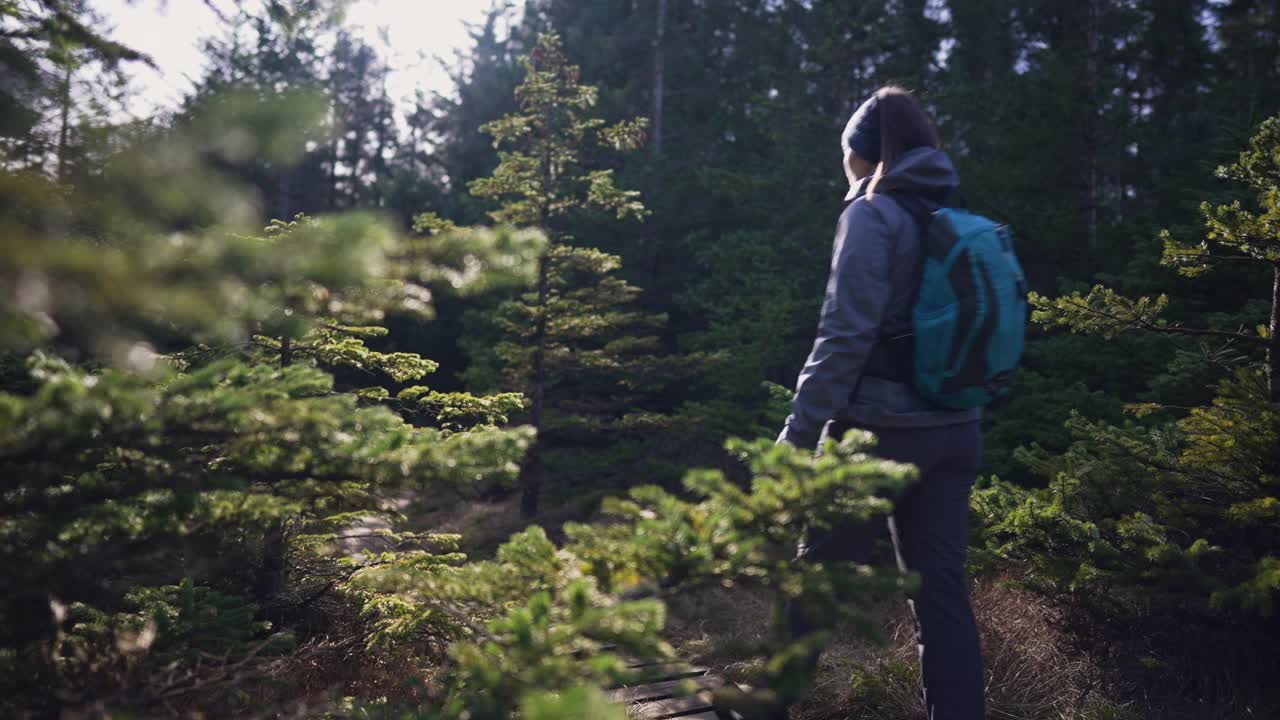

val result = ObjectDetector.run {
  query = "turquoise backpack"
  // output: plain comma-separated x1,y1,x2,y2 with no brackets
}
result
892,195,1028,409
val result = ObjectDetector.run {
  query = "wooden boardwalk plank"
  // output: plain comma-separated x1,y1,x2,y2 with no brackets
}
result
625,661,708,682
604,650,744,719
621,655,667,668
630,690,716,718
606,674,726,704
617,654,704,670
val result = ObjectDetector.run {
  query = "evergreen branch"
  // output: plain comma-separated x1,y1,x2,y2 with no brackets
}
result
36,0,156,67
433,601,491,639
1166,253,1277,265
1091,427,1243,498
1056,294,1266,344
1137,324,1267,343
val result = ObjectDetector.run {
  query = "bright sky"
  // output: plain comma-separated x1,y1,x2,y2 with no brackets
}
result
95,0,521,118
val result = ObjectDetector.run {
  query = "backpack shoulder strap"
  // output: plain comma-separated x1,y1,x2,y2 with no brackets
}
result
861,190,943,385
884,191,936,230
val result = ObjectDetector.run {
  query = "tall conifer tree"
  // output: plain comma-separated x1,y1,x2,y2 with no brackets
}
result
469,33,675,517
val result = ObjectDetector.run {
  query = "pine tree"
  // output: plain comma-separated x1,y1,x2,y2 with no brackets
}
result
0,0,145,175
974,116,1280,620
468,32,671,517
186,0,407,218
1211,0,1280,131
325,30,399,209
0,84,543,714
186,0,337,219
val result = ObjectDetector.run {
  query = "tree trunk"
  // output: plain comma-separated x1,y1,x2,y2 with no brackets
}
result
371,85,391,207
1084,0,1100,250
257,335,294,606
520,253,550,518
254,520,289,609
651,0,667,154
1269,264,1279,404
328,136,339,211
56,62,72,183
329,71,341,211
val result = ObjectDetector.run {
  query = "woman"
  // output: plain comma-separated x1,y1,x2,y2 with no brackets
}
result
777,86,986,719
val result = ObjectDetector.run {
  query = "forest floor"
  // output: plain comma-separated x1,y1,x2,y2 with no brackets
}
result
339,496,1273,720
664,580,1117,720
341,495,1118,719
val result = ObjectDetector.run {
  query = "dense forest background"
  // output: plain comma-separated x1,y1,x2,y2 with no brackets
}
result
2,1,1279,718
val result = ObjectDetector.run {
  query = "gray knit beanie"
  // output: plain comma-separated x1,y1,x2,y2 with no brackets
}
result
841,93,881,164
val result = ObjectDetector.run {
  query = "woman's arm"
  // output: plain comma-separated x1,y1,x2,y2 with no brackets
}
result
778,198,895,449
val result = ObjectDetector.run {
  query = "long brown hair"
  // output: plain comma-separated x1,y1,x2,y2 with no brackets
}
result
868,86,940,195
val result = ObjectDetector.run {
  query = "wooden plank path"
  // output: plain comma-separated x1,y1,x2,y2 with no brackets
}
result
606,653,744,719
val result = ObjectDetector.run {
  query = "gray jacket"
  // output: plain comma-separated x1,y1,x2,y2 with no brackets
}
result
778,147,981,449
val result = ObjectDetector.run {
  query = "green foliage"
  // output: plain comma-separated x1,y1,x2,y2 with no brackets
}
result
567,435,914,616
1,92,358,354
1167,115,1280,272
350,434,912,719
187,0,403,216
469,32,648,226
1030,286,1173,340
61,579,294,668
403,389,527,432
230,212,541,377
518,686,626,720
678,228,826,403
487,244,702,427
842,660,922,718
255,324,438,382
978,365,1123,485
0,0,148,170
42,579,296,709
974,118,1280,621
976,370,1279,614
0,82,548,715
0,343,536,633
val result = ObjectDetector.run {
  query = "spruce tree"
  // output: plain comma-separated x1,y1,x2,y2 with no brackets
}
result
0,0,146,174
188,0,402,217
0,85,542,714
468,32,671,517
325,30,398,209
974,116,1280,619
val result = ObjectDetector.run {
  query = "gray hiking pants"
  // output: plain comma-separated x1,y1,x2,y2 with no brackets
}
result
788,419,985,720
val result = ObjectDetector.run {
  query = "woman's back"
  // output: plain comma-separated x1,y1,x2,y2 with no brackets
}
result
775,85,987,720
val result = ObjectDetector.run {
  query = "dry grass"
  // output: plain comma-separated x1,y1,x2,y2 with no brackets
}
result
970,580,1121,720
1057,600,1280,720
412,493,529,554
232,603,443,719
664,576,1133,720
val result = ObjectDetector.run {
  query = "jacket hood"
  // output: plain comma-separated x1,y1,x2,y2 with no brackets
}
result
844,147,959,202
